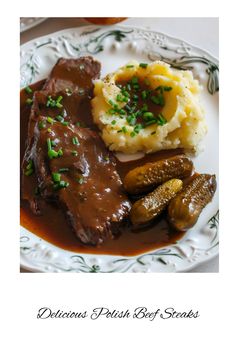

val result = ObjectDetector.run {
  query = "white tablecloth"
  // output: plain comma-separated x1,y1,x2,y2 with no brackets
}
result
20,17,219,272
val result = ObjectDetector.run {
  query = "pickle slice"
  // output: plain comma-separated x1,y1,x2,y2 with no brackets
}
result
130,179,183,225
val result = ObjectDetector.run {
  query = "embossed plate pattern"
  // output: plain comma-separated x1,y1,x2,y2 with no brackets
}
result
20,25,219,272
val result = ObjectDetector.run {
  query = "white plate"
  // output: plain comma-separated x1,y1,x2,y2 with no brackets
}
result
20,25,219,272
20,17,47,33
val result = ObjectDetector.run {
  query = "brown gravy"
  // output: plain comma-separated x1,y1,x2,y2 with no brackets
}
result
20,81,185,257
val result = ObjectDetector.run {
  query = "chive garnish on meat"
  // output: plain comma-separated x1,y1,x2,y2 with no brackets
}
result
58,168,69,173
26,98,33,105
25,86,33,94
52,173,61,182
72,137,79,145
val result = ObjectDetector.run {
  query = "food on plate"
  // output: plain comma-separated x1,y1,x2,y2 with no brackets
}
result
123,154,193,194
92,60,207,154
168,174,217,231
22,56,101,213
21,56,131,245
20,55,217,256
130,179,183,225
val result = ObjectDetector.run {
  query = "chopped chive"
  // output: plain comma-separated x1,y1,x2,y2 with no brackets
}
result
56,95,63,108
24,160,34,176
130,131,136,137
48,149,58,159
56,115,64,122
47,117,54,124
24,168,34,176
26,160,33,170
53,180,69,190
72,150,78,156
151,94,165,106
61,121,69,126
52,173,61,182
122,126,128,133
126,65,134,68
156,85,172,92
108,108,116,115
133,84,140,90
46,96,55,107
141,104,148,112
25,86,33,94
57,148,63,157
108,99,115,107
133,124,143,134
38,121,46,130
133,94,139,101
47,128,52,133
126,115,136,126
164,86,172,91
116,94,124,102
157,113,167,126
139,63,148,68
111,120,116,125
134,109,142,118
47,138,52,151
119,109,126,115
125,104,132,113
126,83,131,91
122,90,130,97
26,98,33,105
131,77,139,84
76,122,81,127
72,136,79,145
46,95,63,108
76,177,84,184
143,112,154,120
58,168,69,173
144,119,157,126
141,91,148,99
51,140,56,147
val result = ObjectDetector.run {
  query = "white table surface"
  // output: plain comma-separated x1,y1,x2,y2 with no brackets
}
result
20,17,219,273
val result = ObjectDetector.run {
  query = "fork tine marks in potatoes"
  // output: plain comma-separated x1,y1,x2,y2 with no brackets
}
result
130,179,183,225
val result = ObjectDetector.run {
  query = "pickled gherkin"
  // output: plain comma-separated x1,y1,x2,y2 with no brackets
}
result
168,174,217,231
124,154,193,195
130,179,183,225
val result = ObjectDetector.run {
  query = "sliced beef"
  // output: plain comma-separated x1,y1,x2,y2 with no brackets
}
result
22,56,101,211
43,57,101,93
29,119,131,245
22,56,131,245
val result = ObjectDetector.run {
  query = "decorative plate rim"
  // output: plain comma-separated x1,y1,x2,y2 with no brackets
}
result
20,24,219,62
20,25,219,272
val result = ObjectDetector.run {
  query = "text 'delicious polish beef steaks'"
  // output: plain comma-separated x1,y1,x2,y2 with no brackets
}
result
21,56,131,245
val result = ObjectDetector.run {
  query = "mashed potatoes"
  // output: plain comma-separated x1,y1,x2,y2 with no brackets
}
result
91,60,207,154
